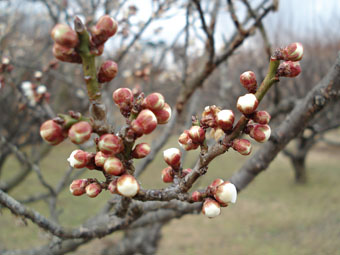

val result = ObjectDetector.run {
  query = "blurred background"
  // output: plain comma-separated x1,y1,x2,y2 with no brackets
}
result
0,0,340,254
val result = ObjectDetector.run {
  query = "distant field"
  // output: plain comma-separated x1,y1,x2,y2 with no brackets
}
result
1,138,340,255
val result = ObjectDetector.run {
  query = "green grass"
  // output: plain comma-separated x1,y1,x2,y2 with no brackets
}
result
0,139,340,255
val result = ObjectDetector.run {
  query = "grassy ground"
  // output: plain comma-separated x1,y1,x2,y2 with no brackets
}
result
0,139,340,255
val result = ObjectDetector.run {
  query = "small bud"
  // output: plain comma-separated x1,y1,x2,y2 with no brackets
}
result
98,60,118,83
237,93,259,115
108,179,117,194
103,157,125,176
201,105,220,128
52,43,82,63
182,168,192,178
34,71,43,80
161,167,174,183
94,151,109,167
116,174,140,197
143,92,165,111
68,121,92,144
86,183,102,198
131,109,157,135
98,134,124,155
282,42,304,61
232,139,252,155
178,130,190,144
191,191,203,202
207,178,224,194
36,85,47,94
188,126,205,143
179,141,199,151
67,149,91,168
112,88,134,109
253,111,271,124
214,182,237,205
202,198,221,218
91,15,118,46
2,57,10,65
40,120,65,145
249,124,271,143
277,61,301,78
69,179,88,196
51,24,79,48
132,143,151,159
216,110,235,131
163,148,181,168
240,71,257,93
153,103,172,124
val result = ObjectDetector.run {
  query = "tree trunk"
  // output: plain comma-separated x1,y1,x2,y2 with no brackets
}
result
291,156,307,184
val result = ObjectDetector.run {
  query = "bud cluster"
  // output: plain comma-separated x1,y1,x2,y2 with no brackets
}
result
20,80,50,107
276,42,303,78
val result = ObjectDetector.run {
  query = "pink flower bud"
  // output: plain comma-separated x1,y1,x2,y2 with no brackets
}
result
207,178,224,194
132,143,151,159
108,179,117,194
237,93,258,115
202,198,221,218
249,124,271,143
51,24,79,48
232,139,252,155
201,105,220,128
40,120,65,145
98,134,124,155
97,60,118,83
163,148,181,168
240,71,257,93
179,141,199,151
178,130,190,144
116,174,140,197
282,42,304,61
188,126,205,144
85,182,102,198
214,181,237,205
91,15,118,46
161,167,174,183
52,43,82,63
68,121,92,144
94,151,109,167
277,61,301,78
103,157,125,176
112,88,134,109
153,103,172,124
69,179,88,196
216,110,235,131
67,149,91,168
253,111,271,124
132,109,157,135
143,92,165,111
191,191,203,202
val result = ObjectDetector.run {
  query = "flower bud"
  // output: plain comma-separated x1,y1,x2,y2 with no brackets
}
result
214,182,237,205
132,143,151,159
94,151,109,167
236,93,258,115
52,43,82,63
216,110,235,131
201,105,220,128
112,88,134,109
282,42,303,61
108,180,118,194
153,103,172,124
277,61,301,78
91,15,118,46
143,92,165,111
232,139,252,155
188,126,205,143
253,111,271,124
179,141,199,151
249,124,271,143
97,60,118,83
51,24,79,48
178,130,190,145
98,134,124,155
68,121,92,144
103,157,125,176
86,183,102,198
181,168,192,178
161,167,174,183
69,179,88,196
67,149,92,168
36,85,47,94
116,174,140,197
207,178,224,194
191,191,203,202
40,120,65,145
202,198,221,218
240,71,257,93
132,109,157,135
163,148,181,168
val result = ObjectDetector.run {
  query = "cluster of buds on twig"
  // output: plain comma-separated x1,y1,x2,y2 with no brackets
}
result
275,42,303,77
0,57,14,89
20,78,50,107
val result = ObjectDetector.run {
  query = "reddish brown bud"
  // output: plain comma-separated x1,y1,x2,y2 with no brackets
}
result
69,179,88,196
207,178,224,194
277,61,301,78
153,103,172,124
103,157,125,176
94,151,109,167
68,121,92,144
178,130,190,144
163,148,181,168
249,124,271,143
237,93,258,115
116,174,140,197
85,183,102,198
232,139,252,155
67,149,92,168
52,43,82,63
91,15,118,46
90,44,104,56
108,179,117,194
51,24,79,48
282,42,303,61
131,109,157,135
143,92,165,111
179,141,199,151
253,111,271,125
216,110,235,131
201,105,221,128
40,120,65,145
188,126,205,143
161,167,174,183
191,191,203,202
112,88,134,112
240,71,257,93
98,60,118,83
202,198,221,218
98,134,124,155
213,182,237,205
132,143,151,159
